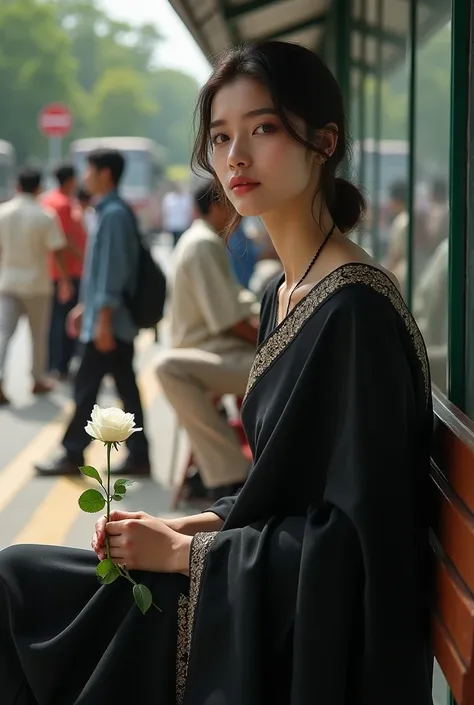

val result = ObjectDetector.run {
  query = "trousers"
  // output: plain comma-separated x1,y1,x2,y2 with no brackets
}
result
155,346,254,488
0,293,50,382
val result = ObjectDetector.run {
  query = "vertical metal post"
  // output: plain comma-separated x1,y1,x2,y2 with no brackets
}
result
335,0,352,119
448,0,470,409
405,0,417,311
371,0,383,261
48,137,62,172
358,0,367,247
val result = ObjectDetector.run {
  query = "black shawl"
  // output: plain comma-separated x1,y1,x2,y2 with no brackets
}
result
182,263,433,705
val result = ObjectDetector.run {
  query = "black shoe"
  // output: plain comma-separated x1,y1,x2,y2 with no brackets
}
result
35,453,84,476
110,457,151,477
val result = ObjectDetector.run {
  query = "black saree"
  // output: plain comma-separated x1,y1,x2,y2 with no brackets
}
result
182,263,434,705
0,263,433,705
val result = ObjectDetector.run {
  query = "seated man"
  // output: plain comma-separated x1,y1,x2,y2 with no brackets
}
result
156,179,258,500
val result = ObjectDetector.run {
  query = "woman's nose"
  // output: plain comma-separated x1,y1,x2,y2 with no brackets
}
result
228,141,251,169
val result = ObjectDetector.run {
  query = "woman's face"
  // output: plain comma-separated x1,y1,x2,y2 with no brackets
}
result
210,76,317,217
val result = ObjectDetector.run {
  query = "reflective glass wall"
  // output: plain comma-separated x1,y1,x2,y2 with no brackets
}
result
347,2,454,701
412,9,452,395
349,0,452,396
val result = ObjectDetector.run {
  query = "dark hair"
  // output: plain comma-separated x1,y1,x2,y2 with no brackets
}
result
18,167,42,194
87,149,125,186
77,186,92,203
192,40,365,235
54,163,76,187
390,180,408,206
193,179,220,216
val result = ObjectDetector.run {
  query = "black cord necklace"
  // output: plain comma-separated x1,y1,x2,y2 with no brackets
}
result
283,222,336,317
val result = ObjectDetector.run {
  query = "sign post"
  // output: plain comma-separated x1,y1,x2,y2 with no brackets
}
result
38,103,73,170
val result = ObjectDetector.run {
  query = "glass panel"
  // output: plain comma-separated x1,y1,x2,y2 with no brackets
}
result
412,5,452,395
377,0,410,293
433,659,451,705
353,0,410,273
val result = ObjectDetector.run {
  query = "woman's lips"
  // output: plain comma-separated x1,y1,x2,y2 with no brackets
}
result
231,183,260,196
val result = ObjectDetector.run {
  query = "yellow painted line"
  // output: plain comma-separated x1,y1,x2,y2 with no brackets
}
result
10,343,161,546
0,328,159,514
0,403,73,514
13,477,85,546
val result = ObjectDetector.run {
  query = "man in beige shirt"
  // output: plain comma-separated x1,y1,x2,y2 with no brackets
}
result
155,179,258,500
0,168,71,404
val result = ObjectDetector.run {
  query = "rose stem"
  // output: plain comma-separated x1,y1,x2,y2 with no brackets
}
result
106,442,112,560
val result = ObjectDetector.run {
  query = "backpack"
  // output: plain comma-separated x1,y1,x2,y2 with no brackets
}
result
121,200,167,329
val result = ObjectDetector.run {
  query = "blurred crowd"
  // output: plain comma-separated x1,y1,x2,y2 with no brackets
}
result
0,147,447,502
0,151,282,504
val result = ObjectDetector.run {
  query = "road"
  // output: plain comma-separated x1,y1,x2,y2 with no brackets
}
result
0,234,190,552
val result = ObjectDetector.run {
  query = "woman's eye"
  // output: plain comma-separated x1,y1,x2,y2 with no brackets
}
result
253,123,277,135
211,133,228,145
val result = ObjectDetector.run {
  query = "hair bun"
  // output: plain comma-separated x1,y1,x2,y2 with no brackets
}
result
330,178,366,233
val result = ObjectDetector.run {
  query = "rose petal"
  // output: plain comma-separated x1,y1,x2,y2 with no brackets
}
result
85,422,98,439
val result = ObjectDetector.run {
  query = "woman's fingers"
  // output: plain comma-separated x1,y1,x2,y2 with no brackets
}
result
95,515,107,542
110,547,126,561
108,535,125,548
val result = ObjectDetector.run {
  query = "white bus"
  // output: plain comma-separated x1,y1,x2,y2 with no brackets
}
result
0,140,16,204
69,137,166,232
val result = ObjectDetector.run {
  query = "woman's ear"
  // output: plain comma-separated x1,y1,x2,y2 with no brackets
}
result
319,123,339,160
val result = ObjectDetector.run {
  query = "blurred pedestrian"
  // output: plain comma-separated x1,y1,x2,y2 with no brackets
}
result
42,163,86,381
0,168,72,404
76,186,97,236
161,181,193,246
155,178,258,500
36,149,150,477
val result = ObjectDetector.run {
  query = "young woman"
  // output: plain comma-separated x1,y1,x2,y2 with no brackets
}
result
0,41,433,705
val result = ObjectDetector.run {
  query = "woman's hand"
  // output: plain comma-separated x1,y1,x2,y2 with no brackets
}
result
92,510,184,560
92,510,222,560
105,514,192,575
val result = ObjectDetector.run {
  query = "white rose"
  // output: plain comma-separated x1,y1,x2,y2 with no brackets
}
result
85,405,143,443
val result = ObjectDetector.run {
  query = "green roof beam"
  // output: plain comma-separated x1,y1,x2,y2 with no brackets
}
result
223,0,282,20
256,12,327,42
351,19,406,47
219,1,241,43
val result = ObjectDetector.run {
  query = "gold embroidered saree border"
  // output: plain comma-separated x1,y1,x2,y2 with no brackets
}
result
245,263,430,403
176,531,218,705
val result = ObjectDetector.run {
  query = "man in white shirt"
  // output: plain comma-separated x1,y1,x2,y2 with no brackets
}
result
0,168,71,404
155,179,259,500
161,182,193,247
383,180,409,295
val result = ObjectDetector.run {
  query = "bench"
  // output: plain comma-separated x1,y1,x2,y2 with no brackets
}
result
431,389,474,704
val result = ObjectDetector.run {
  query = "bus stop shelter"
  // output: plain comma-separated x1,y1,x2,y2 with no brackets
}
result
168,3,474,705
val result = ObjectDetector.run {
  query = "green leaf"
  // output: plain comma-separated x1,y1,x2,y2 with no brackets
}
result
96,559,120,584
113,482,126,495
111,494,123,501
96,559,115,578
115,478,134,487
101,566,121,584
78,489,106,513
79,465,103,484
133,583,153,615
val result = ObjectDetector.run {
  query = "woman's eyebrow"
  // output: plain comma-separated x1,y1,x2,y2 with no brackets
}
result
210,107,278,129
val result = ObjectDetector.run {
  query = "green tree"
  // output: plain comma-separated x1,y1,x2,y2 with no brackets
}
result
54,0,162,92
355,25,452,172
146,69,199,165
90,67,158,137
0,0,82,161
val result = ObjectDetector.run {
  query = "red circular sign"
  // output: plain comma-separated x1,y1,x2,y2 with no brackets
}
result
38,103,73,138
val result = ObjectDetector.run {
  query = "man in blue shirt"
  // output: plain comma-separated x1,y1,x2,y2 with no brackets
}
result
36,149,150,476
